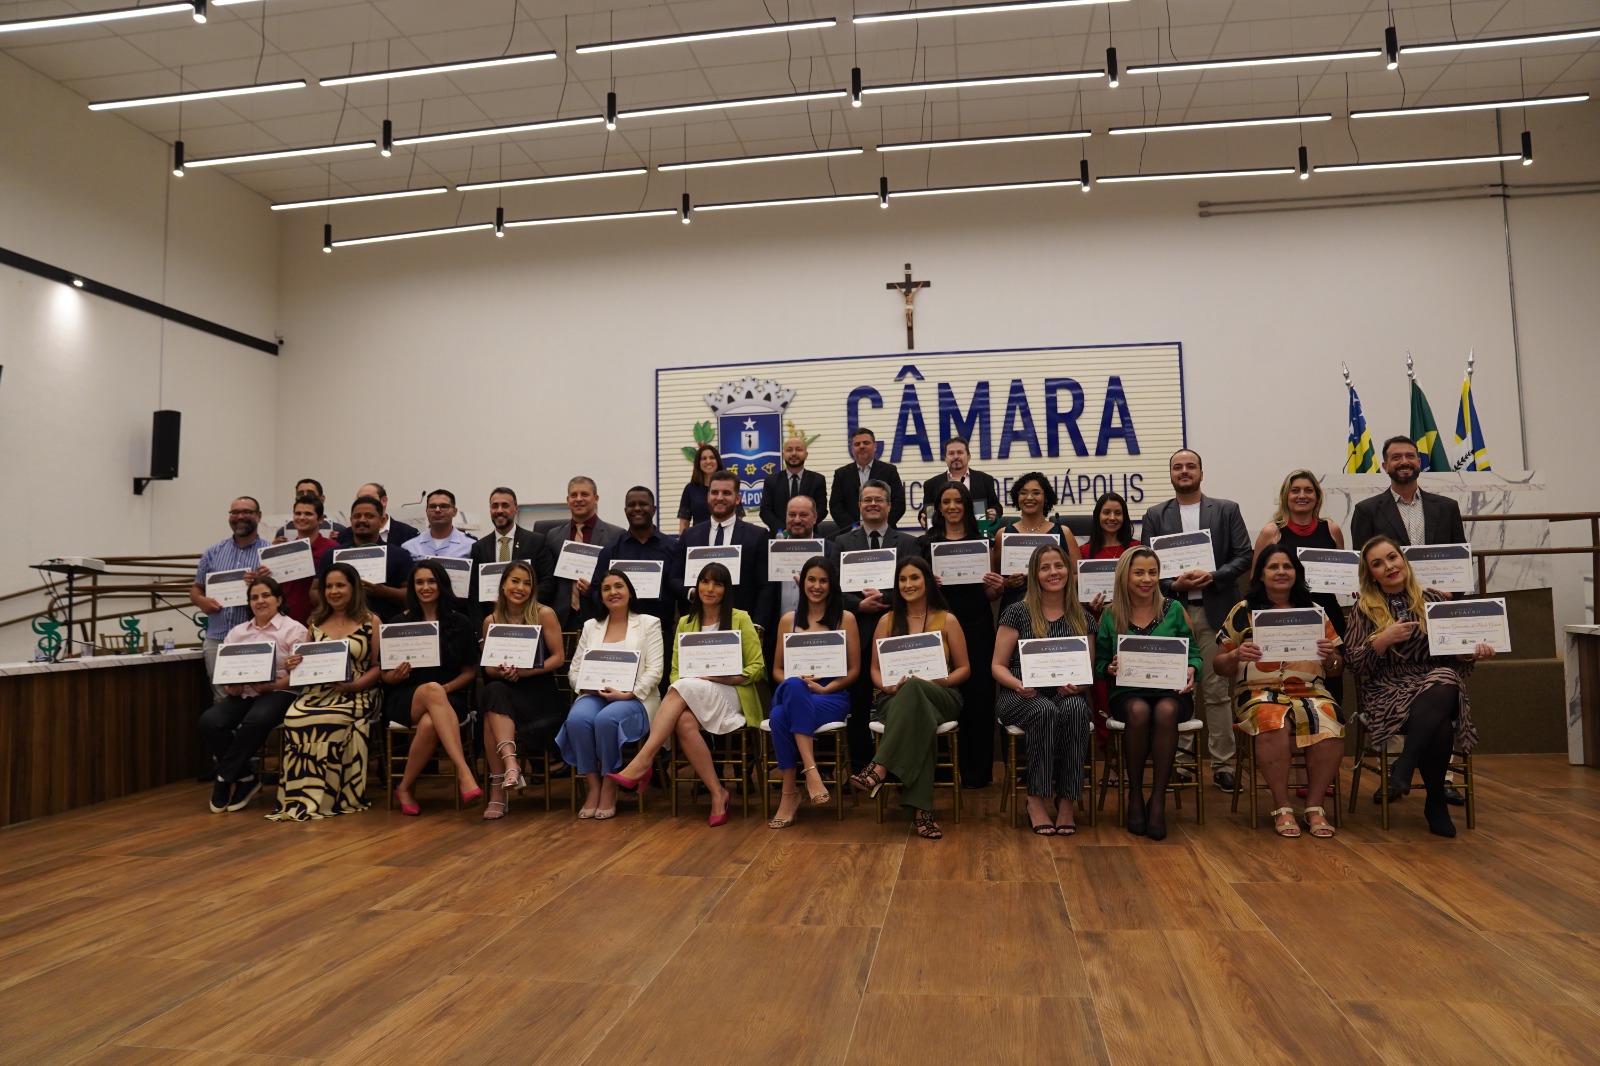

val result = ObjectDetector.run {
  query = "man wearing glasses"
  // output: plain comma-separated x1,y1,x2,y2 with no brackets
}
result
190,496,270,700
402,489,475,560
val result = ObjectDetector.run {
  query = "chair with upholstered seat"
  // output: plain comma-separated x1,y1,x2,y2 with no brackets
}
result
1000,722,1097,829
1098,717,1206,826
868,718,961,823
759,717,851,821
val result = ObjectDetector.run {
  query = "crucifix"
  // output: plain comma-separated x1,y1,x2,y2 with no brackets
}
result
885,262,931,350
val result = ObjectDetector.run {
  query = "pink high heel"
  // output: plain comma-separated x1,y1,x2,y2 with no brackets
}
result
708,789,732,828
605,767,653,792
394,787,420,817
459,785,484,806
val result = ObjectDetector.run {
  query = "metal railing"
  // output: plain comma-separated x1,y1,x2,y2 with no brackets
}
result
0,554,203,655
1462,511,1600,621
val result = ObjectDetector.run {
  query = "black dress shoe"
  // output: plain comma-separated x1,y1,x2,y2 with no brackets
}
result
1443,785,1465,806
226,776,262,812
208,779,231,813
1371,782,1410,804
1212,770,1237,793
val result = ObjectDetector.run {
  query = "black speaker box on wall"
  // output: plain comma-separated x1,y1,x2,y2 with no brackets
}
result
151,410,181,479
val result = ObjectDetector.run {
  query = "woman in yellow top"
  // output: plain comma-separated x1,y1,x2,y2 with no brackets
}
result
607,563,765,827
1213,543,1344,839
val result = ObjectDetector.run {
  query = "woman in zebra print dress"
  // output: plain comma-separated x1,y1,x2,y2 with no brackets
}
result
269,562,382,821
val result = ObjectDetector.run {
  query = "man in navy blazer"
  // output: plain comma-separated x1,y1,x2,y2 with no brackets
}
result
759,435,829,531
1139,449,1252,792
672,469,775,635
468,487,555,614
830,427,906,528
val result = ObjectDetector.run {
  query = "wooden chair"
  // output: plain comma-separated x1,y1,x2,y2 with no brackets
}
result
868,719,962,823
1347,712,1475,830
384,701,478,811
1000,722,1097,829
759,717,851,821
1230,724,1342,829
1099,717,1206,826
570,740,647,816
667,726,754,818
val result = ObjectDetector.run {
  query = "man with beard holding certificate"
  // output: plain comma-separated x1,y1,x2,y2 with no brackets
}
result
1139,449,1251,794
672,469,774,634
322,495,414,623
766,494,838,658
834,479,920,768
191,495,271,701
469,486,555,613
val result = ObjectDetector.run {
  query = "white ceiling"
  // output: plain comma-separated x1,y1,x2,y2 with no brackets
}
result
5,0,1598,211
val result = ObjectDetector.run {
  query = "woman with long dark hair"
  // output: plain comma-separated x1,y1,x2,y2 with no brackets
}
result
1082,491,1138,560
678,442,726,533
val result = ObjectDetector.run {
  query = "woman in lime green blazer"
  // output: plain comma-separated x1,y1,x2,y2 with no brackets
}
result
606,563,765,825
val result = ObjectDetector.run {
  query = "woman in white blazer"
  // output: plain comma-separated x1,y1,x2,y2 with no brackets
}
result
556,568,665,819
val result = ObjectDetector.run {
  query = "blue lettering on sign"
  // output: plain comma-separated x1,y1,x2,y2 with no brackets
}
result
1044,378,1088,457
937,381,992,459
998,379,1042,459
891,382,933,463
1096,375,1140,456
846,387,885,460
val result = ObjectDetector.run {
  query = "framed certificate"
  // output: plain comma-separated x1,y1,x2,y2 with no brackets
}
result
839,548,897,592
1249,607,1326,660
1115,635,1189,690
1000,532,1058,576
379,620,441,670
289,639,351,686
259,539,314,583
1297,547,1360,595
212,640,275,685
478,561,509,603
1426,598,1511,655
1148,530,1214,576
676,630,743,678
554,541,605,582
427,557,472,600
574,648,641,692
333,545,387,585
1402,544,1475,594
768,539,824,583
205,568,249,608
685,545,742,587
1077,559,1118,603
783,630,849,677
1018,636,1093,687
929,540,990,585
876,632,948,683
610,559,664,600
481,624,544,669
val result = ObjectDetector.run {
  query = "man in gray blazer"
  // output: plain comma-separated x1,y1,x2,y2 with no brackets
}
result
1139,449,1253,792
532,476,624,630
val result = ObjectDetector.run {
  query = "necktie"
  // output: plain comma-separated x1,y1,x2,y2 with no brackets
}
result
870,530,881,550
714,523,726,547
790,474,800,498
574,521,586,544
498,536,511,562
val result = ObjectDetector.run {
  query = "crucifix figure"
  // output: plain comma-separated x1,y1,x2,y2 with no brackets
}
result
885,262,931,350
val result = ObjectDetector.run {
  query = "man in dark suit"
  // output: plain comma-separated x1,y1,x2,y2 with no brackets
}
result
829,426,906,529
355,481,420,547
833,479,921,768
759,435,828,531
917,435,1002,527
672,469,775,634
1350,435,1468,551
468,487,555,614
532,476,624,630
1139,449,1252,792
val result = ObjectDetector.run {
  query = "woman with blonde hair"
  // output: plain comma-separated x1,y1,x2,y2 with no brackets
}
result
480,559,567,820
1344,536,1494,837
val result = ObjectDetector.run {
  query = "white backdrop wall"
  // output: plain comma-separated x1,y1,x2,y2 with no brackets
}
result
0,53,281,660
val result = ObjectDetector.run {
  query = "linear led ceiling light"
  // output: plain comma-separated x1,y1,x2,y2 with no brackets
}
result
695,192,877,211
89,79,308,111
184,140,377,168
1127,47,1381,76
332,222,495,249
458,167,648,192
1109,113,1332,135
889,178,1084,198
877,130,1090,151
863,70,1103,96
0,2,193,35
1351,93,1590,119
855,0,1128,25
1314,152,1522,174
576,18,835,54
1403,27,1600,55
619,89,846,120
270,187,449,210
659,147,863,172
394,115,602,146
319,51,557,87
1096,166,1296,183
504,208,677,227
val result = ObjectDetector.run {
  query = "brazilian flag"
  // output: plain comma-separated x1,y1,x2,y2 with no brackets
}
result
1346,385,1378,473
1408,379,1450,472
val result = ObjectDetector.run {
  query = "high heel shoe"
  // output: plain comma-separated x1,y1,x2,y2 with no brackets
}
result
394,787,420,817
801,765,830,806
459,784,484,806
708,789,733,827
1424,794,1457,838
497,741,524,791
605,767,653,792
482,773,509,821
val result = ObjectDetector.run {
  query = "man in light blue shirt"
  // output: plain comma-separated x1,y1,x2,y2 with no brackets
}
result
189,495,270,699
402,489,475,560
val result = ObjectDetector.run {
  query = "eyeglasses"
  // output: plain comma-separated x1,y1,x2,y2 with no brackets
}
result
425,503,454,511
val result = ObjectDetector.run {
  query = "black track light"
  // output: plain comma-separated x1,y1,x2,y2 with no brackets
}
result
1079,157,1090,190
322,223,332,253
1521,129,1533,165
381,118,393,157
172,140,185,177
1106,46,1119,87
1385,26,1399,69
191,0,206,24
495,206,505,236
606,91,617,130
680,192,692,223
851,66,862,107
879,175,889,207
1298,145,1310,179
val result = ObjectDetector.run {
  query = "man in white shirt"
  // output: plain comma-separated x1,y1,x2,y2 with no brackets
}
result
403,489,475,560
468,486,554,609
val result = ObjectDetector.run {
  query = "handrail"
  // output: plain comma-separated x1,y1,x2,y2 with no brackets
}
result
1458,511,1600,621
1,555,202,655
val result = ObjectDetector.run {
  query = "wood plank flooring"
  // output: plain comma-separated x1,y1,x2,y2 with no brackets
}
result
3,754,1599,1065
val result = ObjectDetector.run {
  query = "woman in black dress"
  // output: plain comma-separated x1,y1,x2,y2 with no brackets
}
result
1254,469,1349,708
920,480,1001,788
383,560,483,814
677,443,724,533
995,471,1081,615
480,560,567,820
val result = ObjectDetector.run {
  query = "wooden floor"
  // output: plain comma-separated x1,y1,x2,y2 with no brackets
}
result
4,755,1600,1065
